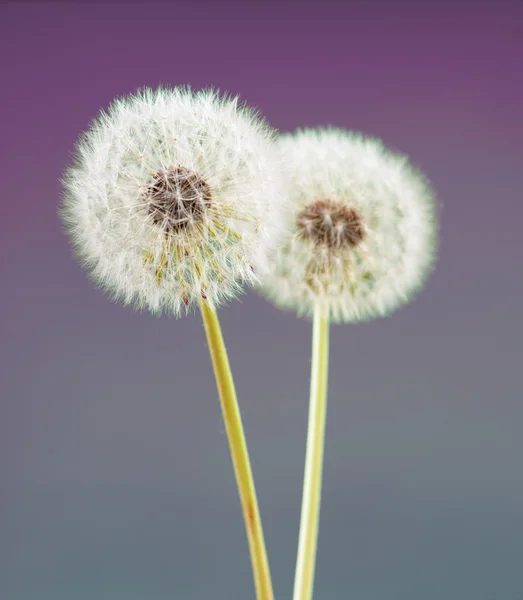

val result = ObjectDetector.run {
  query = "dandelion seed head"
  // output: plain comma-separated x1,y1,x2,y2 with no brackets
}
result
60,86,288,316
259,127,438,323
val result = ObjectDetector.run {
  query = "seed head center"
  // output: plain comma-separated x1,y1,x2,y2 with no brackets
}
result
297,199,365,249
145,167,212,233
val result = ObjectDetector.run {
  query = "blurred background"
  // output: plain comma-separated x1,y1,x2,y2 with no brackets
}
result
1,1,522,599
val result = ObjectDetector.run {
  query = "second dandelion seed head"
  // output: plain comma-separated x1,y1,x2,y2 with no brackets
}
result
259,127,438,323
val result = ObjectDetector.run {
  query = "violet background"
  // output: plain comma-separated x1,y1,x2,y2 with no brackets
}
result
1,1,522,599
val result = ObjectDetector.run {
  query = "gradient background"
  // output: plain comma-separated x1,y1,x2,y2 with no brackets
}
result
1,1,522,599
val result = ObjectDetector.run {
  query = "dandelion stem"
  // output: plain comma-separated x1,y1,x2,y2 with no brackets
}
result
200,301,274,600
293,308,330,600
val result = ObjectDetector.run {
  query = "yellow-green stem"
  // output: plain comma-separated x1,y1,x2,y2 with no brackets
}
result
293,308,330,600
200,301,274,600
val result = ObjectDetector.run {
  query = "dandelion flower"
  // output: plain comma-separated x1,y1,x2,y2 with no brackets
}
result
260,127,438,600
61,86,287,316
60,86,284,600
261,127,437,323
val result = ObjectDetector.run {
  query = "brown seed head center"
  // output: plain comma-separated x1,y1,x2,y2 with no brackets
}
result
296,199,365,249
145,167,212,233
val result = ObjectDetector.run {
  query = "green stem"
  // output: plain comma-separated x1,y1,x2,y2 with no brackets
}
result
293,308,330,600
200,300,274,600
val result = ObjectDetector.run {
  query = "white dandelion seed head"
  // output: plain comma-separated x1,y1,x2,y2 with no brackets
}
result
259,127,438,323
60,86,288,316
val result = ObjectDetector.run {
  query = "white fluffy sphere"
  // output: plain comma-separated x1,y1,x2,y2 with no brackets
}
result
259,128,438,323
61,86,287,316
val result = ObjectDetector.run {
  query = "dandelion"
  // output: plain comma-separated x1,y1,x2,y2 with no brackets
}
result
61,86,286,316
259,127,438,600
262,128,437,323
60,86,287,600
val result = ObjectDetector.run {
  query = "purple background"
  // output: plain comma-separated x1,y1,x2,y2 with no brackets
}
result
1,1,522,599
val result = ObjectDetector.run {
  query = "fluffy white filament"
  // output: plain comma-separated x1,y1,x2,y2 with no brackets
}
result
61,86,287,316
259,128,438,323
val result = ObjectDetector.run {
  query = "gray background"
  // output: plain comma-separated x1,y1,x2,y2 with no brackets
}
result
1,1,522,599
